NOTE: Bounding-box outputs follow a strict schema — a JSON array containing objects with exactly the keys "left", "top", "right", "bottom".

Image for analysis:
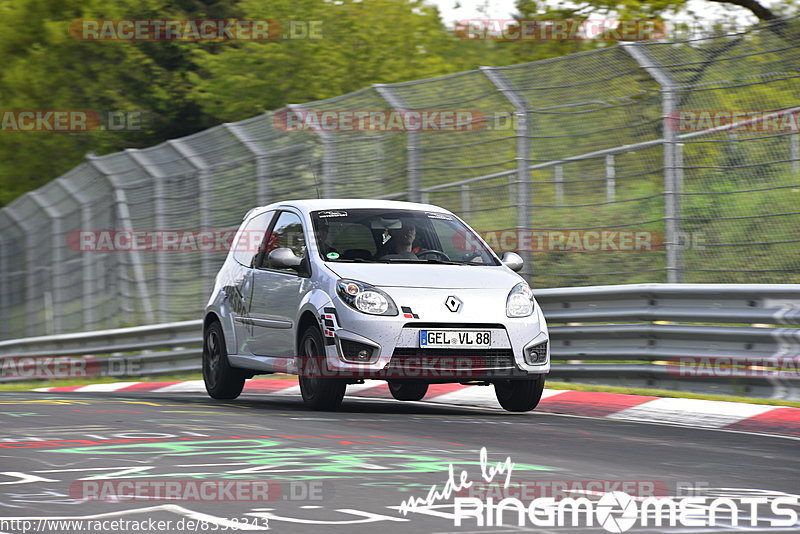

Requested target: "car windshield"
[{"left": 310, "top": 208, "right": 499, "bottom": 265}]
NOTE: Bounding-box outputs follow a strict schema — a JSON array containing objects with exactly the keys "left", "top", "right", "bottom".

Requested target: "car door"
[
  {"left": 228, "top": 210, "right": 275, "bottom": 355},
  {"left": 248, "top": 210, "right": 312, "bottom": 357}
]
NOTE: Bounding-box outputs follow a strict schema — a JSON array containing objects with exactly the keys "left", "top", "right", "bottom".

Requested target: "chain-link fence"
[{"left": 1, "top": 17, "right": 799, "bottom": 339}]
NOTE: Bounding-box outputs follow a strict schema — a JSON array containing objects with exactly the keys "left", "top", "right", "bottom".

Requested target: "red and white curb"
[{"left": 34, "top": 379, "right": 800, "bottom": 438}]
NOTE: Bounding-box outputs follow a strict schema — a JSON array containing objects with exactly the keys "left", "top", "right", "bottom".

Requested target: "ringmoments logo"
[{"left": 398, "top": 447, "right": 800, "bottom": 532}]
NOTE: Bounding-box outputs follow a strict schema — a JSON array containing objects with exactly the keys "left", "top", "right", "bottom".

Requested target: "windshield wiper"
[
  {"left": 383, "top": 258, "right": 462, "bottom": 265},
  {"left": 328, "top": 258, "right": 382, "bottom": 263}
]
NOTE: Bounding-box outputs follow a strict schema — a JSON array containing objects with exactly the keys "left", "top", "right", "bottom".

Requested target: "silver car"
[{"left": 203, "top": 199, "right": 549, "bottom": 411}]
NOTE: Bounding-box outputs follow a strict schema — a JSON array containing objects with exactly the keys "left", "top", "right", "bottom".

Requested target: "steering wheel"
[{"left": 416, "top": 249, "right": 451, "bottom": 261}]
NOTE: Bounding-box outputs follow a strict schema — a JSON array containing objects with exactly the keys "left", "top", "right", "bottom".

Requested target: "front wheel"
[
  {"left": 388, "top": 381, "right": 429, "bottom": 401},
  {"left": 494, "top": 376, "right": 545, "bottom": 412},
  {"left": 203, "top": 321, "right": 246, "bottom": 400},
  {"left": 298, "top": 326, "right": 346, "bottom": 411}
]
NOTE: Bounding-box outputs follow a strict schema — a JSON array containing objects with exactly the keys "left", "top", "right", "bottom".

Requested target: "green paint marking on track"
[{"left": 47, "top": 438, "right": 556, "bottom": 477}]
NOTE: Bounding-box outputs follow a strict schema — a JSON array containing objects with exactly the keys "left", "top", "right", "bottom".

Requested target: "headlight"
[
  {"left": 336, "top": 279, "right": 398, "bottom": 316},
  {"left": 506, "top": 282, "right": 534, "bottom": 317}
]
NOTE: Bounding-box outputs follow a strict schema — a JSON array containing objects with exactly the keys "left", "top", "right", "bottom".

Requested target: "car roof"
[{"left": 244, "top": 198, "right": 453, "bottom": 219}]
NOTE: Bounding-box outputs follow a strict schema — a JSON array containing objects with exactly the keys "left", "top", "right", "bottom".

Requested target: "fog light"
[
  {"left": 339, "top": 339, "right": 378, "bottom": 363},
  {"left": 524, "top": 341, "right": 548, "bottom": 365}
]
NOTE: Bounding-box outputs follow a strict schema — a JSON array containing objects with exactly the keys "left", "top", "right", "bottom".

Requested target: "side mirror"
[
  {"left": 268, "top": 248, "right": 303, "bottom": 269},
  {"left": 501, "top": 251, "right": 523, "bottom": 272}
]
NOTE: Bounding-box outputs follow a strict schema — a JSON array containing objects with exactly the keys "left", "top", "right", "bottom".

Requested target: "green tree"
[{"left": 0, "top": 0, "right": 223, "bottom": 206}]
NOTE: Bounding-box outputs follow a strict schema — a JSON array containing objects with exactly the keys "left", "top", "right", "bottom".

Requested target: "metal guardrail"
[
  {"left": 1, "top": 284, "right": 798, "bottom": 398},
  {"left": 537, "top": 284, "right": 800, "bottom": 399},
  {"left": 0, "top": 320, "right": 203, "bottom": 381}
]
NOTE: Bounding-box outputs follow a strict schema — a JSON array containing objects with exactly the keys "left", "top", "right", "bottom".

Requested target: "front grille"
[{"left": 389, "top": 348, "right": 516, "bottom": 370}]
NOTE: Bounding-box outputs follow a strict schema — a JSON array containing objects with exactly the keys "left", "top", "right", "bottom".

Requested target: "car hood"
[{"left": 324, "top": 262, "right": 522, "bottom": 289}]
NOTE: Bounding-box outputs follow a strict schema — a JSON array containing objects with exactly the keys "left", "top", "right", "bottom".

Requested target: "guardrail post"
[
  {"left": 4, "top": 205, "right": 37, "bottom": 336},
  {"left": 480, "top": 67, "right": 533, "bottom": 280},
  {"left": 285, "top": 105, "right": 334, "bottom": 198},
  {"left": 374, "top": 85, "right": 421, "bottom": 202},
  {"left": 58, "top": 177, "right": 96, "bottom": 330},
  {"left": 605, "top": 154, "right": 616, "bottom": 201},
  {"left": 28, "top": 192, "right": 62, "bottom": 334},
  {"left": 623, "top": 43, "right": 683, "bottom": 283},
  {"left": 225, "top": 122, "right": 271, "bottom": 205}
]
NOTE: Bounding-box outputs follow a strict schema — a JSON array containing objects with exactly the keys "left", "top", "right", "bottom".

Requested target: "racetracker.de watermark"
[
  {"left": 273, "top": 109, "right": 484, "bottom": 132},
  {"left": 667, "top": 109, "right": 800, "bottom": 133},
  {"left": 69, "top": 230, "right": 240, "bottom": 252},
  {"left": 456, "top": 480, "right": 670, "bottom": 500},
  {"left": 454, "top": 229, "right": 707, "bottom": 253},
  {"left": 1, "top": 110, "right": 147, "bottom": 132},
  {"left": 291, "top": 355, "right": 513, "bottom": 379},
  {"left": 668, "top": 356, "right": 800, "bottom": 378},
  {"left": 68, "top": 479, "right": 326, "bottom": 502},
  {"left": 455, "top": 19, "right": 754, "bottom": 41},
  {"left": 456, "top": 19, "right": 666, "bottom": 41},
  {"left": 0, "top": 356, "right": 100, "bottom": 380},
  {"left": 69, "top": 19, "right": 322, "bottom": 41}
]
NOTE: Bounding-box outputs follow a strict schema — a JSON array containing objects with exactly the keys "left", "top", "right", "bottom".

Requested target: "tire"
[
  {"left": 388, "top": 381, "right": 429, "bottom": 401},
  {"left": 298, "top": 326, "right": 346, "bottom": 411},
  {"left": 494, "top": 375, "right": 545, "bottom": 412},
  {"left": 203, "top": 320, "right": 246, "bottom": 400}
]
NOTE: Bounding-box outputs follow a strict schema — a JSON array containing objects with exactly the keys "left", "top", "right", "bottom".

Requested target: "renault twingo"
[{"left": 203, "top": 200, "right": 549, "bottom": 411}]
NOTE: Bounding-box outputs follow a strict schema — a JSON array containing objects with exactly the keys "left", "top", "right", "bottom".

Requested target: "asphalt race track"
[{"left": 0, "top": 389, "right": 797, "bottom": 534}]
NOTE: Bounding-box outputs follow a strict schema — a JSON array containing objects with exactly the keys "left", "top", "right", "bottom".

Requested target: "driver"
[
  {"left": 379, "top": 223, "right": 417, "bottom": 260},
  {"left": 316, "top": 221, "right": 339, "bottom": 256}
]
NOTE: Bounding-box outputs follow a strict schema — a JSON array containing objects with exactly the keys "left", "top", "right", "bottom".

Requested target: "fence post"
[
  {"left": 4, "top": 206, "right": 37, "bottom": 336},
  {"left": 791, "top": 131, "right": 799, "bottom": 176},
  {"left": 167, "top": 140, "right": 221, "bottom": 300},
  {"left": 374, "top": 85, "right": 421, "bottom": 202},
  {"left": 57, "top": 177, "right": 97, "bottom": 331},
  {"left": 623, "top": 43, "right": 683, "bottom": 283},
  {"left": 286, "top": 105, "right": 334, "bottom": 198},
  {"left": 85, "top": 156, "right": 154, "bottom": 324},
  {"left": 28, "top": 192, "right": 62, "bottom": 334},
  {"left": 225, "top": 122, "right": 271, "bottom": 205},
  {"left": 554, "top": 165, "right": 564, "bottom": 204},
  {"left": 480, "top": 67, "right": 533, "bottom": 280},
  {"left": 460, "top": 184, "right": 471, "bottom": 216},
  {"left": 606, "top": 154, "right": 616, "bottom": 202},
  {"left": 124, "top": 149, "right": 170, "bottom": 323}
]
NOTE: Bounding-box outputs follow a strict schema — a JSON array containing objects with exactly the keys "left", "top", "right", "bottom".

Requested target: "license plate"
[{"left": 419, "top": 330, "right": 491, "bottom": 348}]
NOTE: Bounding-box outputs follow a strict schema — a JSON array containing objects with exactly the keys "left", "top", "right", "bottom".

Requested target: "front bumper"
[{"left": 320, "top": 287, "right": 549, "bottom": 381}]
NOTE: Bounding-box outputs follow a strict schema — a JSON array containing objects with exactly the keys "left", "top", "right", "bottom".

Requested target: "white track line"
[
  {"left": 74, "top": 382, "right": 141, "bottom": 392},
  {"left": 345, "top": 382, "right": 386, "bottom": 395},
  {"left": 608, "top": 397, "right": 777, "bottom": 428},
  {"left": 151, "top": 380, "right": 206, "bottom": 393}
]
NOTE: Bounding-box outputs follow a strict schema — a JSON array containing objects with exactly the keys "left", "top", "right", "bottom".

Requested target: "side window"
[
  {"left": 233, "top": 211, "right": 274, "bottom": 267},
  {"left": 258, "top": 211, "right": 306, "bottom": 270}
]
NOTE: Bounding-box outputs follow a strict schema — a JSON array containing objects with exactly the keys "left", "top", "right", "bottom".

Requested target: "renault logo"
[{"left": 445, "top": 296, "right": 462, "bottom": 312}]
